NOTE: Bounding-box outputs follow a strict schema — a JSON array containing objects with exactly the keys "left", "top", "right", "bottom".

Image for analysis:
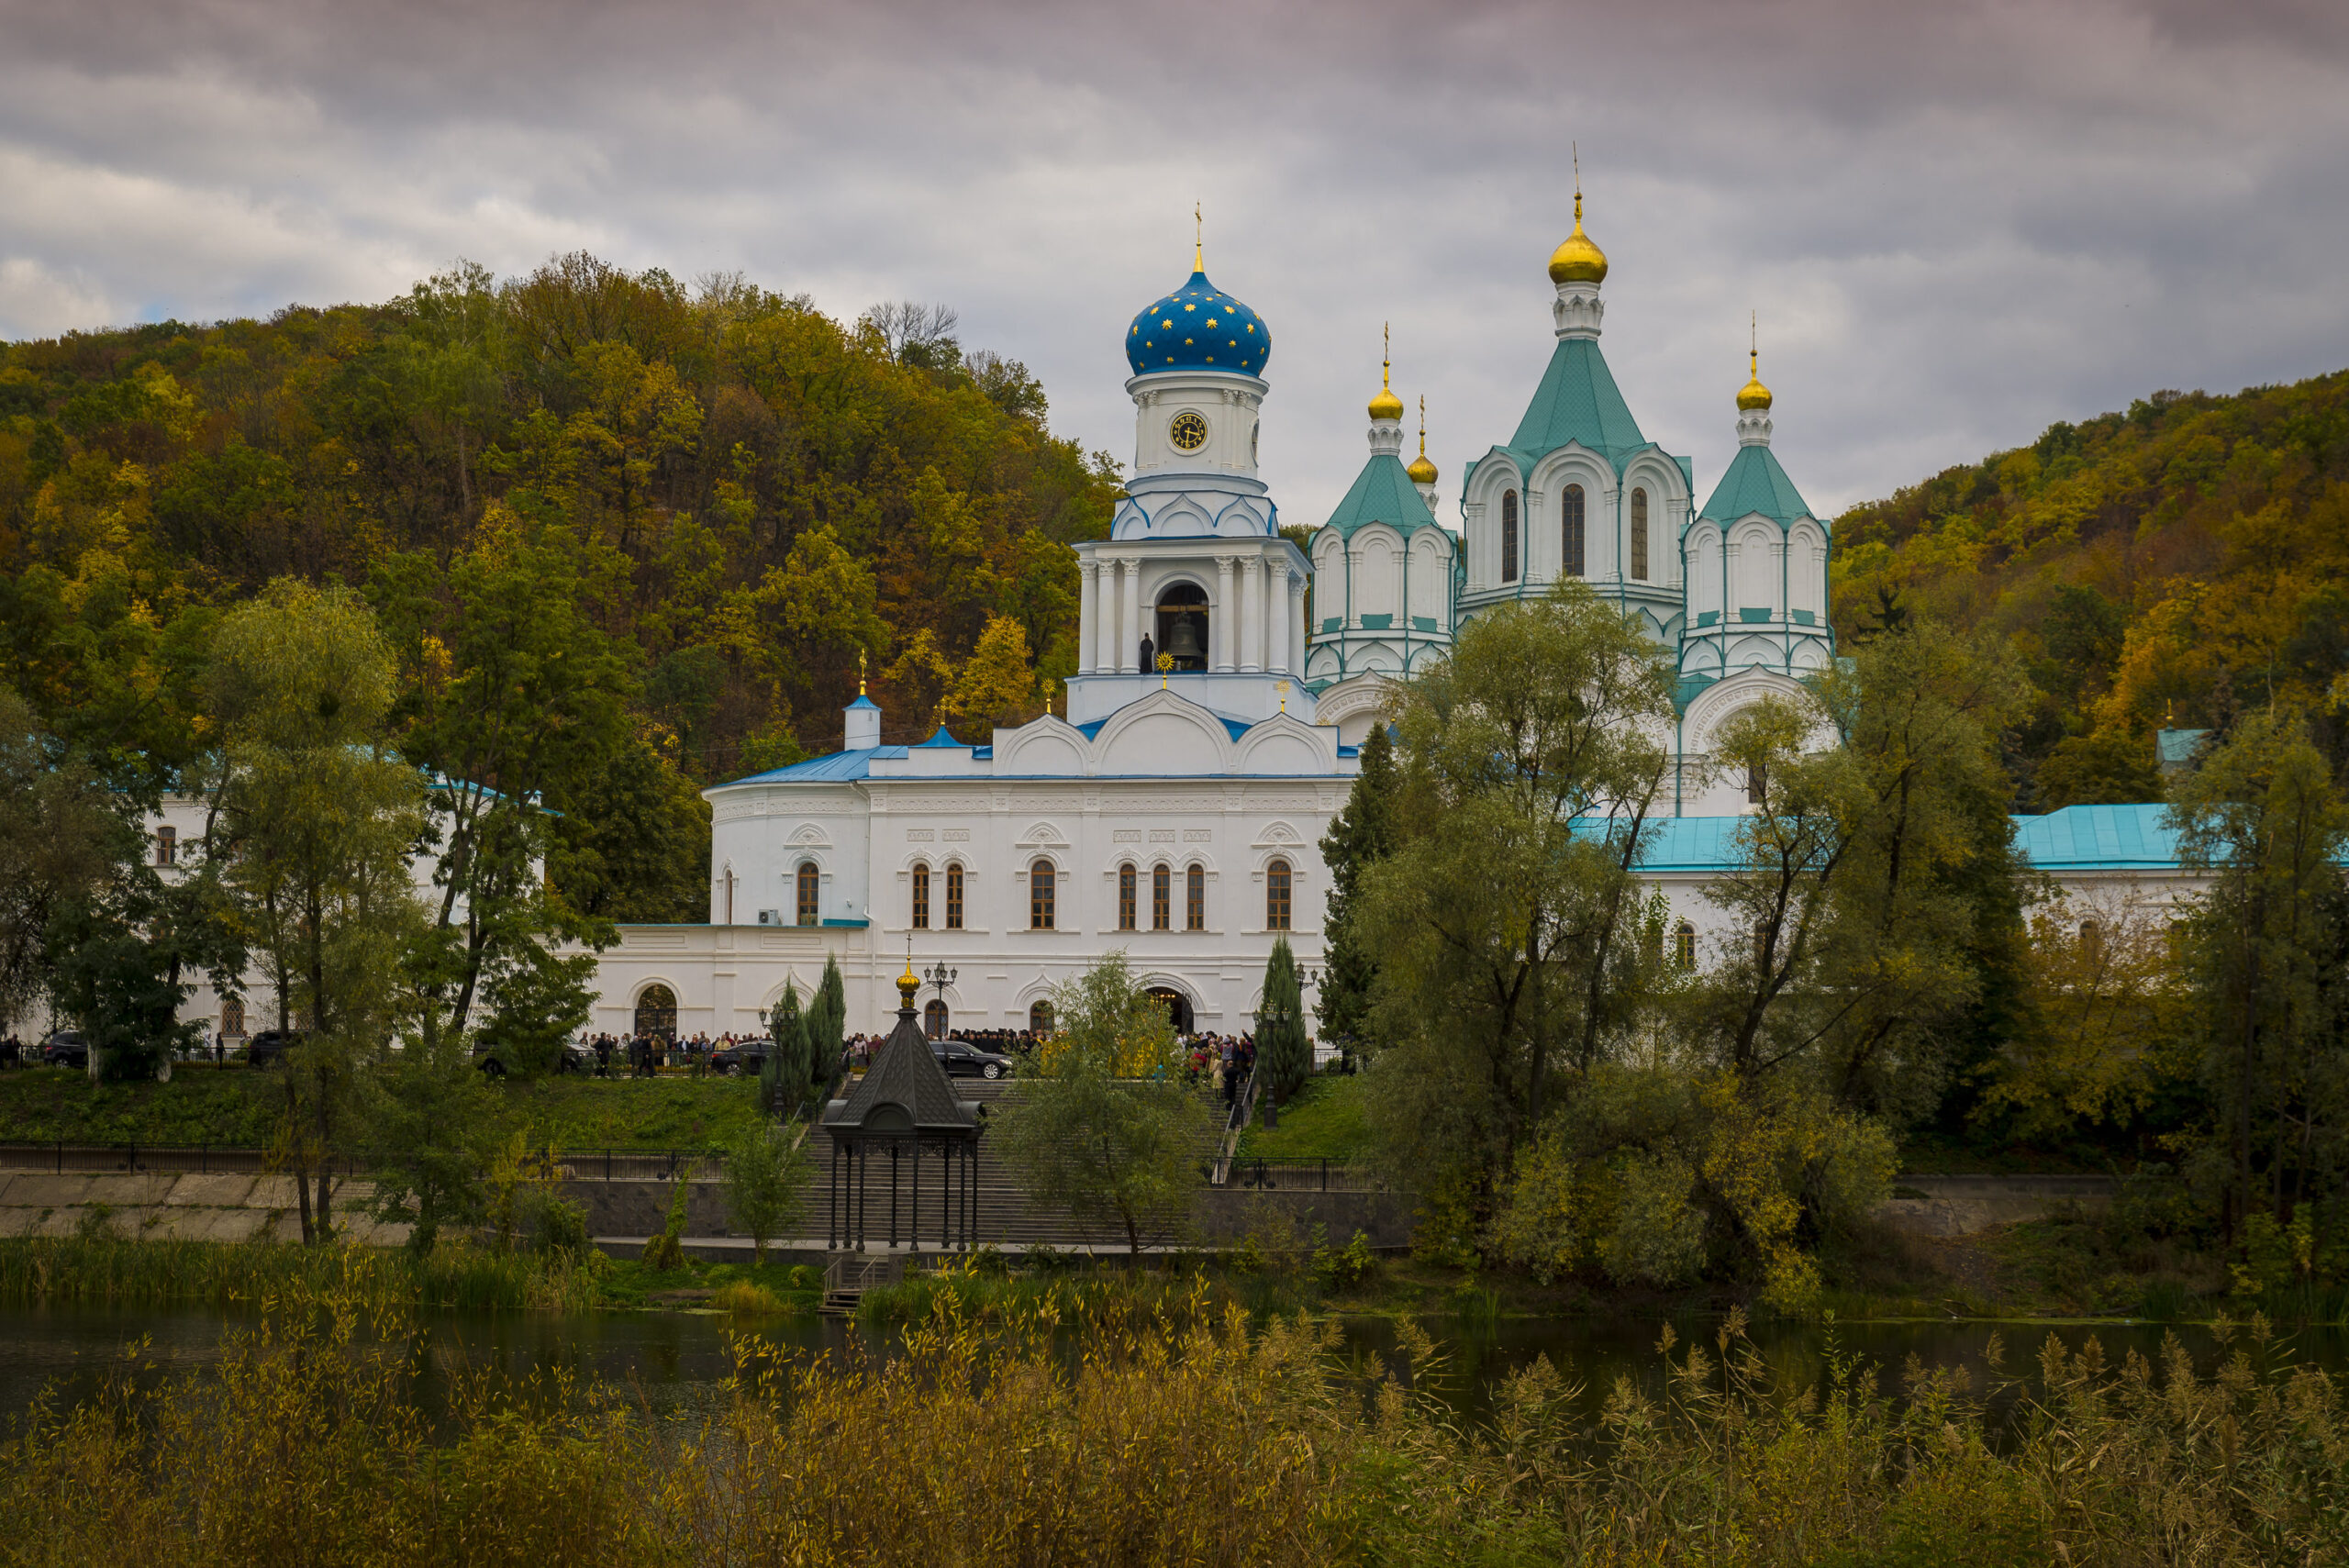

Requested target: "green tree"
[
  {"left": 370, "top": 512, "right": 634, "bottom": 1057},
  {"left": 807, "top": 955, "right": 847, "bottom": 1089},
  {"left": 209, "top": 579, "right": 426, "bottom": 1243},
  {"left": 1355, "top": 582, "right": 1676, "bottom": 1207},
  {"left": 1316, "top": 718, "right": 1396, "bottom": 1052},
  {"left": 1257, "top": 937, "right": 1310, "bottom": 1104},
  {"left": 2168, "top": 708, "right": 2349, "bottom": 1240},
  {"left": 0, "top": 687, "right": 135, "bottom": 1037},
  {"left": 996, "top": 952, "right": 1211, "bottom": 1254},
  {"left": 545, "top": 734, "right": 710, "bottom": 922},
  {"left": 765, "top": 981, "right": 813, "bottom": 1110},
  {"left": 366, "top": 1030, "right": 506, "bottom": 1254},
  {"left": 721, "top": 1122, "right": 807, "bottom": 1265}
]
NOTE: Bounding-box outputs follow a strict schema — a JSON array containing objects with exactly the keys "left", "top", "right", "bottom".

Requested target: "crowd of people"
[{"left": 575, "top": 1030, "right": 766, "bottom": 1078}]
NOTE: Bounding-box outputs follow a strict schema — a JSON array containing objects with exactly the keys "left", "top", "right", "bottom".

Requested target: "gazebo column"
[{"left": 910, "top": 1141, "right": 922, "bottom": 1253}]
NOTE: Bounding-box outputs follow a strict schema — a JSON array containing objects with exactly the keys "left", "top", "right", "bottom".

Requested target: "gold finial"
[
  {"left": 1367, "top": 320, "right": 1405, "bottom": 422},
  {"left": 1276, "top": 677, "right": 1290, "bottom": 715},
  {"left": 1156, "top": 651, "right": 1174, "bottom": 688},
  {"left": 898, "top": 936, "right": 918, "bottom": 1006},
  {"left": 1737, "top": 311, "right": 1773, "bottom": 412},
  {"left": 1548, "top": 143, "right": 1609, "bottom": 285},
  {"left": 858, "top": 647, "right": 867, "bottom": 697},
  {"left": 1408, "top": 393, "right": 1438, "bottom": 486},
  {"left": 1194, "top": 201, "right": 1203, "bottom": 272}
]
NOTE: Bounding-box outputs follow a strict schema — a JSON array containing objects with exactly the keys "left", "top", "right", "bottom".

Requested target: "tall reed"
[{"left": 0, "top": 1236, "right": 605, "bottom": 1313}]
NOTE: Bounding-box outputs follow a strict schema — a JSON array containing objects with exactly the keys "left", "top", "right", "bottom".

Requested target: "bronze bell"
[{"left": 1164, "top": 614, "right": 1204, "bottom": 663}]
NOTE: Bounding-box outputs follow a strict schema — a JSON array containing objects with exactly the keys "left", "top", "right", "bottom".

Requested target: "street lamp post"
[{"left": 921, "top": 960, "right": 957, "bottom": 1040}]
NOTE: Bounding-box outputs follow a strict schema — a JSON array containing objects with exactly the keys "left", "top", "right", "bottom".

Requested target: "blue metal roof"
[
  {"left": 718, "top": 747, "right": 905, "bottom": 786},
  {"left": 2009, "top": 803, "right": 2180, "bottom": 870},
  {"left": 1126, "top": 268, "right": 1270, "bottom": 378},
  {"left": 916, "top": 726, "right": 965, "bottom": 749}
]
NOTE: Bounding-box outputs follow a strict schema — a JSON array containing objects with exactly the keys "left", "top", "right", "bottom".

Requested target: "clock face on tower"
[{"left": 1168, "top": 410, "right": 1208, "bottom": 452}]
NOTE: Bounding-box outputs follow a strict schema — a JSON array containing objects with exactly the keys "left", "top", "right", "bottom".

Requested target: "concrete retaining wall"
[
  {"left": 1874, "top": 1173, "right": 2116, "bottom": 1238},
  {"left": 0, "top": 1171, "right": 408, "bottom": 1245}
]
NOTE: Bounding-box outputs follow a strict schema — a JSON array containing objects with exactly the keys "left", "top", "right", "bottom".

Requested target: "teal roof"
[
  {"left": 916, "top": 726, "right": 965, "bottom": 749},
  {"left": 1506, "top": 336, "right": 1648, "bottom": 466},
  {"left": 2009, "top": 804, "right": 2180, "bottom": 870},
  {"left": 1699, "top": 443, "right": 1814, "bottom": 528},
  {"left": 1321, "top": 451, "right": 1439, "bottom": 539},
  {"left": 2155, "top": 728, "right": 2208, "bottom": 767}
]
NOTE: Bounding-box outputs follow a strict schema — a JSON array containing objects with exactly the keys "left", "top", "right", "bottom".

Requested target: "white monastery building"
[{"left": 569, "top": 196, "right": 2194, "bottom": 1044}]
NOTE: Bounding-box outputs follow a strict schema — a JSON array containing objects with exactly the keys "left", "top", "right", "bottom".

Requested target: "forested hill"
[
  {"left": 0, "top": 255, "right": 1119, "bottom": 788},
  {"left": 1830, "top": 368, "right": 2349, "bottom": 807}
]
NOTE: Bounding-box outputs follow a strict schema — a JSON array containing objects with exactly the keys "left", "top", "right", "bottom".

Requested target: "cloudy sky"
[{"left": 4, "top": 0, "right": 2346, "bottom": 524}]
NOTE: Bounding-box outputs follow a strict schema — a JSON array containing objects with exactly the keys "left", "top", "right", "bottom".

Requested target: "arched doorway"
[
  {"left": 923, "top": 999, "right": 949, "bottom": 1040},
  {"left": 1154, "top": 582, "right": 1209, "bottom": 671},
  {"left": 1145, "top": 986, "right": 1193, "bottom": 1036},
  {"left": 634, "top": 984, "right": 677, "bottom": 1040}
]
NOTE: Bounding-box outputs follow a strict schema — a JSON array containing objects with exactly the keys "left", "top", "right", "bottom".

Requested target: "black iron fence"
[{"left": 1222, "top": 1156, "right": 1382, "bottom": 1193}]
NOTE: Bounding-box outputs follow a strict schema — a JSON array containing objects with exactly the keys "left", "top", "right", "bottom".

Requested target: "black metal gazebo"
[{"left": 821, "top": 962, "right": 984, "bottom": 1251}]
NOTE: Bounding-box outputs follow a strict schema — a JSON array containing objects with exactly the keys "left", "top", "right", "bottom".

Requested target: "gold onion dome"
[
  {"left": 1737, "top": 349, "right": 1773, "bottom": 412},
  {"left": 1407, "top": 451, "right": 1439, "bottom": 485},
  {"left": 1547, "top": 189, "right": 1609, "bottom": 284}
]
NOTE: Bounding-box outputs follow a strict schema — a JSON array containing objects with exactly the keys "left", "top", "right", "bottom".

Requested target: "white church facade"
[{"left": 579, "top": 197, "right": 2194, "bottom": 1046}]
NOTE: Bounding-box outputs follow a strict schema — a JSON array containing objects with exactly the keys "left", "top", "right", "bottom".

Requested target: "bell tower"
[{"left": 1066, "top": 232, "right": 1314, "bottom": 727}]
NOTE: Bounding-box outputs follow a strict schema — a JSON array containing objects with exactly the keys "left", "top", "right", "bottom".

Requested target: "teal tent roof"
[
  {"left": 1321, "top": 451, "right": 1439, "bottom": 539},
  {"left": 1699, "top": 443, "right": 1814, "bottom": 528},
  {"left": 1506, "top": 337, "right": 1648, "bottom": 466}
]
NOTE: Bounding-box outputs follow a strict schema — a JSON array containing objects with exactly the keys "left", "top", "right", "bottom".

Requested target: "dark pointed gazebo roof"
[{"left": 823, "top": 967, "right": 980, "bottom": 1139}]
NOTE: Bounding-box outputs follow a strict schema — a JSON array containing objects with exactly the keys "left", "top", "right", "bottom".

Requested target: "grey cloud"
[{"left": 1, "top": 0, "right": 2345, "bottom": 523}]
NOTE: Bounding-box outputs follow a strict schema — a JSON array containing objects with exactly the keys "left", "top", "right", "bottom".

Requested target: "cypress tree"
[
  {"left": 1258, "top": 936, "right": 1310, "bottom": 1103},
  {"left": 1316, "top": 719, "right": 1397, "bottom": 1051},
  {"left": 765, "top": 981, "right": 812, "bottom": 1115},
  {"left": 807, "top": 953, "right": 848, "bottom": 1090}
]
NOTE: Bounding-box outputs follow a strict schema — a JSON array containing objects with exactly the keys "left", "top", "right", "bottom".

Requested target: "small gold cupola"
[
  {"left": 1407, "top": 395, "right": 1438, "bottom": 486},
  {"left": 1737, "top": 347, "right": 1773, "bottom": 412},
  {"left": 1547, "top": 183, "right": 1609, "bottom": 286}
]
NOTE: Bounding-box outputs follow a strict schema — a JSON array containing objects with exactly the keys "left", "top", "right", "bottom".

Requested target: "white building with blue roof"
[{"left": 581, "top": 214, "right": 2208, "bottom": 1046}]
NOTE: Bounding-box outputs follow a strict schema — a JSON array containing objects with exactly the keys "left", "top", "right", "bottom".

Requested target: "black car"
[
  {"left": 247, "top": 1029, "right": 302, "bottom": 1068},
  {"left": 709, "top": 1040, "right": 771, "bottom": 1076},
  {"left": 473, "top": 1039, "right": 594, "bottom": 1077},
  {"left": 40, "top": 1030, "right": 87, "bottom": 1069},
  {"left": 933, "top": 1038, "right": 1014, "bottom": 1080}
]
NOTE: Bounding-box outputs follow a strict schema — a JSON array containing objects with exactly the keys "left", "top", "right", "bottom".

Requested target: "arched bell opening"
[{"left": 1154, "top": 583, "right": 1209, "bottom": 672}]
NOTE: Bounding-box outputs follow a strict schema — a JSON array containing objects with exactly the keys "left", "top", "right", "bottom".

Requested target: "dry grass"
[{"left": 3, "top": 1281, "right": 2345, "bottom": 1565}]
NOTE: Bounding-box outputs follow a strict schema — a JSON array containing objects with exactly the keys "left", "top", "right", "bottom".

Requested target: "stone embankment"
[{"left": 0, "top": 1171, "right": 409, "bottom": 1244}]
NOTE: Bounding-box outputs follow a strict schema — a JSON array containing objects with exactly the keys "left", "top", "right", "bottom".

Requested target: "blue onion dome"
[{"left": 1125, "top": 270, "right": 1271, "bottom": 378}]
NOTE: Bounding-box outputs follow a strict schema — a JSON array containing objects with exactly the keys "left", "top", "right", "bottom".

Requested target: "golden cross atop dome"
[
  {"left": 1737, "top": 310, "right": 1774, "bottom": 412},
  {"left": 1549, "top": 140, "right": 1609, "bottom": 285},
  {"left": 1194, "top": 201, "right": 1203, "bottom": 272},
  {"left": 1368, "top": 320, "right": 1405, "bottom": 422},
  {"left": 1408, "top": 394, "right": 1439, "bottom": 486},
  {"left": 858, "top": 647, "right": 867, "bottom": 696}
]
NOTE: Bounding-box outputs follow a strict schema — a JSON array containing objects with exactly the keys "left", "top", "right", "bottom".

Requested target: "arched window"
[
  {"left": 2080, "top": 919, "right": 2104, "bottom": 965},
  {"left": 1630, "top": 487, "right": 1650, "bottom": 581},
  {"left": 1562, "top": 484, "right": 1585, "bottom": 577},
  {"left": 1030, "top": 859, "right": 1056, "bottom": 930},
  {"left": 219, "top": 997, "right": 246, "bottom": 1038},
  {"left": 1152, "top": 863, "right": 1172, "bottom": 930},
  {"left": 1265, "top": 859, "right": 1292, "bottom": 931},
  {"left": 796, "top": 862, "right": 819, "bottom": 926},
  {"left": 634, "top": 984, "right": 677, "bottom": 1040},
  {"left": 1745, "top": 761, "right": 1768, "bottom": 806},
  {"left": 1500, "top": 489, "right": 1520, "bottom": 584},
  {"left": 923, "top": 999, "right": 948, "bottom": 1040},
  {"left": 945, "top": 863, "right": 964, "bottom": 929},
  {"left": 1118, "top": 862, "right": 1137, "bottom": 931},
  {"left": 155, "top": 825, "right": 176, "bottom": 867},
  {"left": 1186, "top": 863, "right": 1206, "bottom": 931},
  {"left": 911, "top": 862, "right": 930, "bottom": 929},
  {"left": 1029, "top": 1000, "right": 1054, "bottom": 1034},
  {"left": 1674, "top": 921, "right": 1697, "bottom": 969}
]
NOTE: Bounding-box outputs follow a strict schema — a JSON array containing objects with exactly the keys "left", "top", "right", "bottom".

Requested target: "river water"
[{"left": 3, "top": 1302, "right": 2342, "bottom": 1434}]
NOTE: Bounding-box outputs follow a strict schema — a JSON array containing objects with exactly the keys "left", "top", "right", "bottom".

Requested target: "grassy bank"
[
  {"left": 1238, "top": 1073, "right": 1370, "bottom": 1161},
  {"left": 0, "top": 1066, "right": 760, "bottom": 1151},
  {"left": 8, "top": 1278, "right": 2346, "bottom": 1564}
]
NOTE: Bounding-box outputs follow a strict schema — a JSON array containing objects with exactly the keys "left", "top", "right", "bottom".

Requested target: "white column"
[
  {"left": 1120, "top": 556, "right": 1142, "bottom": 673},
  {"left": 1240, "top": 557, "right": 1263, "bottom": 672},
  {"left": 1290, "top": 578, "right": 1307, "bottom": 675},
  {"left": 1077, "top": 560, "right": 1099, "bottom": 675},
  {"left": 1213, "top": 556, "right": 1236, "bottom": 672},
  {"left": 1268, "top": 562, "right": 1291, "bottom": 673}
]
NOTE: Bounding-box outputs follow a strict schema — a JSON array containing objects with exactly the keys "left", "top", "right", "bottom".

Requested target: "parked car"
[
  {"left": 473, "top": 1039, "right": 593, "bottom": 1077},
  {"left": 246, "top": 1029, "right": 302, "bottom": 1068},
  {"left": 709, "top": 1039, "right": 772, "bottom": 1076},
  {"left": 40, "top": 1029, "right": 87, "bottom": 1070},
  {"left": 933, "top": 1038, "right": 1014, "bottom": 1080}
]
